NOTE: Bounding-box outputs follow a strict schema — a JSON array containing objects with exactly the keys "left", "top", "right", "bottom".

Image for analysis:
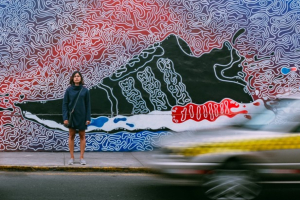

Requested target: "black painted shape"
[
  {"left": 0, "top": 107, "right": 13, "bottom": 112},
  {"left": 3, "top": 124, "right": 14, "bottom": 127},
  {"left": 14, "top": 34, "right": 252, "bottom": 124},
  {"left": 176, "top": 36, "right": 192, "bottom": 55},
  {"left": 213, "top": 42, "right": 247, "bottom": 87},
  {"left": 101, "top": 34, "right": 252, "bottom": 114},
  {"left": 89, "top": 85, "right": 118, "bottom": 116},
  {"left": 161, "top": 35, "right": 252, "bottom": 104},
  {"left": 232, "top": 28, "right": 245, "bottom": 44},
  {"left": 15, "top": 100, "right": 64, "bottom": 123},
  {"left": 254, "top": 55, "right": 271, "bottom": 61},
  {"left": 109, "top": 43, "right": 164, "bottom": 81}
]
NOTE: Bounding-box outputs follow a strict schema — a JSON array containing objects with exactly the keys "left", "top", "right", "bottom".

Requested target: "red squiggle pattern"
[{"left": 172, "top": 98, "right": 248, "bottom": 123}]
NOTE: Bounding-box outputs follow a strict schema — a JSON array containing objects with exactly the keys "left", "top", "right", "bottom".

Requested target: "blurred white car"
[{"left": 149, "top": 96, "right": 300, "bottom": 200}]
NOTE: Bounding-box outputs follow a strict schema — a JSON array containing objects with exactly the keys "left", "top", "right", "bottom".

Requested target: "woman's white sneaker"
[
  {"left": 80, "top": 159, "right": 86, "bottom": 165},
  {"left": 68, "top": 158, "right": 74, "bottom": 165}
]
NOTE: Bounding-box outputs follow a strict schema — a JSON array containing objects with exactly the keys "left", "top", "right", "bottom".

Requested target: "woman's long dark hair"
[{"left": 69, "top": 71, "right": 85, "bottom": 85}]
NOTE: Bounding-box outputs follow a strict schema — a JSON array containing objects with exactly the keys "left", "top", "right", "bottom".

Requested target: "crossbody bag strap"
[{"left": 70, "top": 87, "right": 83, "bottom": 113}]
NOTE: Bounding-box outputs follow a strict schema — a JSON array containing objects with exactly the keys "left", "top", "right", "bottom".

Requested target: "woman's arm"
[
  {"left": 62, "top": 88, "right": 69, "bottom": 121},
  {"left": 85, "top": 89, "right": 91, "bottom": 123}
]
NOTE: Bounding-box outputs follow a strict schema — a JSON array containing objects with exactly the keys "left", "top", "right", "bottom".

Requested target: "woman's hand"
[
  {"left": 86, "top": 121, "right": 90, "bottom": 125},
  {"left": 64, "top": 120, "right": 69, "bottom": 125}
]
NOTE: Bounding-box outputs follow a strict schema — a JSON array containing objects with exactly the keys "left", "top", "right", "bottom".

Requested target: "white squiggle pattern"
[
  {"left": 0, "top": 1, "right": 299, "bottom": 104},
  {"left": 97, "top": 82, "right": 119, "bottom": 116},
  {"left": 119, "top": 77, "right": 150, "bottom": 114},
  {"left": 110, "top": 43, "right": 164, "bottom": 81},
  {"left": 85, "top": 131, "right": 173, "bottom": 152},
  {"left": 4, "top": 118, "right": 172, "bottom": 151},
  {"left": 137, "top": 66, "right": 171, "bottom": 111},
  {"left": 0, "top": 0, "right": 299, "bottom": 151},
  {"left": 157, "top": 58, "right": 192, "bottom": 106},
  {"left": 213, "top": 42, "right": 248, "bottom": 87}
]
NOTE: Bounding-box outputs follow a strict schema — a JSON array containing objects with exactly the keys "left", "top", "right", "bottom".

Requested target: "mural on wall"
[{"left": 0, "top": 0, "right": 299, "bottom": 151}]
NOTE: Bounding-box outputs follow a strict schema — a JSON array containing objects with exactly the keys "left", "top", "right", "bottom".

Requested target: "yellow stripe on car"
[{"left": 176, "top": 135, "right": 300, "bottom": 156}]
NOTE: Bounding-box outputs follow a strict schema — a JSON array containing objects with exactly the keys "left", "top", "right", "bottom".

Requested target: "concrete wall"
[{"left": 0, "top": 0, "right": 299, "bottom": 151}]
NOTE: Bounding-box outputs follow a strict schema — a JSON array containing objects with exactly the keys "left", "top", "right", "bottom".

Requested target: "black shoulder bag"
[{"left": 64, "top": 88, "right": 83, "bottom": 128}]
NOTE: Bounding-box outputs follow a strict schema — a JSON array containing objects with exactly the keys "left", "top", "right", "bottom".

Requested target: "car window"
[
  {"left": 240, "top": 110, "right": 275, "bottom": 130},
  {"left": 290, "top": 124, "right": 300, "bottom": 133},
  {"left": 241, "top": 98, "right": 300, "bottom": 132}
]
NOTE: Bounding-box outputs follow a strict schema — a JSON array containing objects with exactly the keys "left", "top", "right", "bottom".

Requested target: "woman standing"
[{"left": 62, "top": 71, "right": 91, "bottom": 165}]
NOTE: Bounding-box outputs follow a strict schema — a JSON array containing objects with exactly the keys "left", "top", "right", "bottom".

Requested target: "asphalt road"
[{"left": 0, "top": 171, "right": 299, "bottom": 200}]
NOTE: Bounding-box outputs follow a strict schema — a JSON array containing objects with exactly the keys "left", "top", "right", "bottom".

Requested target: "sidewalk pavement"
[{"left": 0, "top": 152, "right": 155, "bottom": 173}]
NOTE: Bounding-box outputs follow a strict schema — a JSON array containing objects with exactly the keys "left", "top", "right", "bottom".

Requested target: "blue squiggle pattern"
[
  {"left": 23, "top": 122, "right": 172, "bottom": 152},
  {"left": 0, "top": 0, "right": 299, "bottom": 151}
]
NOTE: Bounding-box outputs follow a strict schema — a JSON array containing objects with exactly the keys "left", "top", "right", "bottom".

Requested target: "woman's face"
[{"left": 73, "top": 73, "right": 81, "bottom": 85}]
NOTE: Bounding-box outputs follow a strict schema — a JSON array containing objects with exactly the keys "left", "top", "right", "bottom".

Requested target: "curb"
[{"left": 0, "top": 165, "right": 153, "bottom": 173}]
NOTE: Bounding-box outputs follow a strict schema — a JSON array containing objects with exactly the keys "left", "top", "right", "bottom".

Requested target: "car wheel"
[{"left": 203, "top": 161, "right": 261, "bottom": 200}]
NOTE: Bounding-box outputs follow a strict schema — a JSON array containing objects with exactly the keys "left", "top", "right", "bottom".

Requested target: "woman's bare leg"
[
  {"left": 78, "top": 130, "right": 86, "bottom": 159},
  {"left": 69, "top": 128, "right": 76, "bottom": 159}
]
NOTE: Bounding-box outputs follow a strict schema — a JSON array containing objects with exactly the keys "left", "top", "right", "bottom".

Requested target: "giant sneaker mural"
[{"left": 0, "top": 0, "right": 299, "bottom": 151}]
